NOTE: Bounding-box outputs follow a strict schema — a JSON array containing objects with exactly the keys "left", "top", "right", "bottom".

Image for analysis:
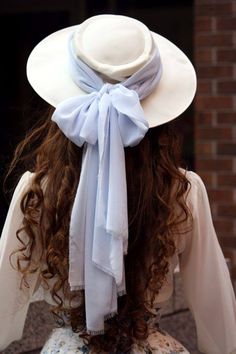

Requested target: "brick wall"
[{"left": 194, "top": 0, "right": 236, "bottom": 270}]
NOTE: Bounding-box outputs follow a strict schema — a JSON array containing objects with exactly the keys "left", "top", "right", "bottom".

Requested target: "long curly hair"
[{"left": 6, "top": 107, "right": 192, "bottom": 353}]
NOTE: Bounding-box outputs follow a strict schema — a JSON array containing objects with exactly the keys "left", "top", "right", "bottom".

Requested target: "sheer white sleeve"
[
  {"left": 179, "top": 171, "right": 236, "bottom": 354},
  {"left": 0, "top": 171, "right": 40, "bottom": 350}
]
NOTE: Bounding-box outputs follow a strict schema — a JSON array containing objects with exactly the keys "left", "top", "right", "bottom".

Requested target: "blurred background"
[
  {"left": 0, "top": 0, "right": 235, "bottom": 353},
  {"left": 0, "top": 0, "right": 195, "bottom": 229}
]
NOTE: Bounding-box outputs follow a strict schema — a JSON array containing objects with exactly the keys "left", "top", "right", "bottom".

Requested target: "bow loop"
[{"left": 52, "top": 93, "right": 99, "bottom": 146}]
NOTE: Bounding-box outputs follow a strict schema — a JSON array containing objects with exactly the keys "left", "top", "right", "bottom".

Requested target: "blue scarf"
[{"left": 52, "top": 34, "right": 163, "bottom": 334}]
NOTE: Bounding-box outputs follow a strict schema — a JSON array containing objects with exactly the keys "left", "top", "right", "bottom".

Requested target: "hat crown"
[{"left": 73, "top": 15, "right": 154, "bottom": 81}]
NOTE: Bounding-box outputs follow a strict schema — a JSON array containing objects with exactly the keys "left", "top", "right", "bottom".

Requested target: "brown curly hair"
[{"left": 6, "top": 107, "right": 192, "bottom": 353}]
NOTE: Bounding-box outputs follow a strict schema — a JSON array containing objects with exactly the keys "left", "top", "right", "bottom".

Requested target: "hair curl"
[{"left": 6, "top": 108, "right": 192, "bottom": 353}]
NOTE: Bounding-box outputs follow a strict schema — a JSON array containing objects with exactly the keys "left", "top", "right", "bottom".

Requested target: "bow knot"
[
  {"left": 53, "top": 83, "right": 148, "bottom": 151},
  {"left": 98, "top": 82, "right": 114, "bottom": 98}
]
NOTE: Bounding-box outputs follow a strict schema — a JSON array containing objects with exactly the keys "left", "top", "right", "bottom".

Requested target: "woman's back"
[{"left": 1, "top": 168, "right": 235, "bottom": 353}]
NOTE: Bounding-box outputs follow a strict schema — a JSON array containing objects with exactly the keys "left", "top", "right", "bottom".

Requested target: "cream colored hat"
[{"left": 26, "top": 14, "right": 197, "bottom": 128}]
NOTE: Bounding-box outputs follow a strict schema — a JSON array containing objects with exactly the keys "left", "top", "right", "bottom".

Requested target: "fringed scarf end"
[
  {"left": 70, "top": 284, "right": 84, "bottom": 291},
  {"left": 87, "top": 329, "right": 105, "bottom": 336}
]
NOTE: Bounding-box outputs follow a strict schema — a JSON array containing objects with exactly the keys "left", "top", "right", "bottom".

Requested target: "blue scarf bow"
[{"left": 52, "top": 34, "right": 162, "bottom": 334}]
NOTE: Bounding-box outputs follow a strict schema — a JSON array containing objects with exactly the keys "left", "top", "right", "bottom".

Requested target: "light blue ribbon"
[{"left": 52, "top": 33, "right": 163, "bottom": 334}]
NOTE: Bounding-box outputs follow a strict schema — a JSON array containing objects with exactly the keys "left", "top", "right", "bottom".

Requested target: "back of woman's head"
[{"left": 6, "top": 107, "right": 192, "bottom": 353}]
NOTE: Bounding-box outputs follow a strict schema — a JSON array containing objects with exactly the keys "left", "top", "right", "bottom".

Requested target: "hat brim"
[{"left": 26, "top": 25, "right": 197, "bottom": 128}]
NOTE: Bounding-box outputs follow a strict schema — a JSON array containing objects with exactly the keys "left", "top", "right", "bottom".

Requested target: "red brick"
[
  {"left": 217, "top": 81, "right": 236, "bottom": 94},
  {"left": 196, "top": 33, "right": 233, "bottom": 47},
  {"left": 196, "top": 141, "right": 215, "bottom": 155},
  {"left": 195, "top": 96, "right": 233, "bottom": 110},
  {"left": 209, "top": 189, "right": 234, "bottom": 203},
  {"left": 196, "top": 127, "right": 233, "bottom": 140},
  {"left": 195, "top": 17, "right": 213, "bottom": 32},
  {"left": 197, "top": 81, "right": 213, "bottom": 94},
  {"left": 195, "top": 1, "right": 236, "bottom": 260},
  {"left": 217, "top": 113, "right": 236, "bottom": 125},
  {"left": 231, "top": 266, "right": 236, "bottom": 280},
  {"left": 197, "top": 66, "right": 233, "bottom": 79},
  {"left": 195, "top": 3, "right": 233, "bottom": 16},
  {"left": 196, "top": 158, "right": 233, "bottom": 171},
  {"left": 217, "top": 17, "right": 236, "bottom": 31},
  {"left": 217, "top": 143, "right": 236, "bottom": 155},
  {"left": 220, "top": 236, "right": 236, "bottom": 249},
  {"left": 198, "top": 171, "right": 215, "bottom": 187},
  {"left": 217, "top": 49, "right": 236, "bottom": 63},
  {"left": 218, "top": 204, "right": 236, "bottom": 218},
  {"left": 217, "top": 174, "right": 236, "bottom": 186},
  {"left": 214, "top": 218, "right": 234, "bottom": 233},
  {"left": 195, "top": 48, "right": 213, "bottom": 63},
  {"left": 195, "top": 111, "right": 214, "bottom": 125}
]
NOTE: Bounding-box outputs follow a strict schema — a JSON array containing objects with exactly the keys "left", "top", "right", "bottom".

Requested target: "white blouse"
[{"left": 0, "top": 170, "right": 236, "bottom": 354}]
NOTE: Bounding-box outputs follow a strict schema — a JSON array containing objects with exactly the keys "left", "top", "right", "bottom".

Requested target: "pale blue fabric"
[{"left": 51, "top": 34, "right": 163, "bottom": 334}]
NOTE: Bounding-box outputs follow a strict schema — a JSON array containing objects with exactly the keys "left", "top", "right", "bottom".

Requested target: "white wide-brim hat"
[{"left": 26, "top": 14, "right": 197, "bottom": 128}]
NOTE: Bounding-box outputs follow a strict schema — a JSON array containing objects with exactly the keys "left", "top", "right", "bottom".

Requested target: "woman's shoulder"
[
  {"left": 179, "top": 167, "right": 204, "bottom": 186},
  {"left": 19, "top": 170, "right": 34, "bottom": 183},
  {"left": 179, "top": 167, "right": 209, "bottom": 215},
  {"left": 179, "top": 167, "right": 207, "bottom": 195},
  {"left": 11, "top": 171, "right": 35, "bottom": 201},
  {"left": 17, "top": 170, "right": 35, "bottom": 189}
]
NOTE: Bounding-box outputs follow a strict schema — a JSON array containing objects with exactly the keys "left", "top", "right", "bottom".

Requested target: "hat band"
[
  {"left": 68, "top": 33, "right": 163, "bottom": 100},
  {"left": 51, "top": 32, "right": 162, "bottom": 334}
]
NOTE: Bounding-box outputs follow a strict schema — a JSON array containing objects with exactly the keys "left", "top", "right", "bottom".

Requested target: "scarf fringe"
[
  {"left": 86, "top": 310, "right": 118, "bottom": 336},
  {"left": 70, "top": 285, "right": 126, "bottom": 336},
  {"left": 70, "top": 285, "right": 84, "bottom": 291},
  {"left": 71, "top": 286, "right": 126, "bottom": 296},
  {"left": 87, "top": 328, "right": 105, "bottom": 336}
]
